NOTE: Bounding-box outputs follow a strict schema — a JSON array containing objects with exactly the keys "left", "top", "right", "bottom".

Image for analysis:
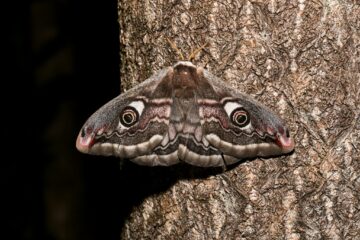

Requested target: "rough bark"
[{"left": 118, "top": 1, "right": 360, "bottom": 239}]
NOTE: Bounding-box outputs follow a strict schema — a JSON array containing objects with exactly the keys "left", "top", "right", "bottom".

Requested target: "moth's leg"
[{"left": 220, "top": 153, "right": 228, "bottom": 172}]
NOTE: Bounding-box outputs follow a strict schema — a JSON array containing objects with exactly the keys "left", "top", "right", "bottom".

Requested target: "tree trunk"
[{"left": 118, "top": 1, "right": 360, "bottom": 239}]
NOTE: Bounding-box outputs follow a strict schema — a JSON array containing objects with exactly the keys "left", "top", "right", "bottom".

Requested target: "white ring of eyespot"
[
  {"left": 224, "top": 102, "right": 241, "bottom": 116},
  {"left": 128, "top": 100, "right": 145, "bottom": 115}
]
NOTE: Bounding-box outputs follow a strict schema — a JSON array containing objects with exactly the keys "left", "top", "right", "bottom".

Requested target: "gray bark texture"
[{"left": 118, "top": 1, "right": 360, "bottom": 239}]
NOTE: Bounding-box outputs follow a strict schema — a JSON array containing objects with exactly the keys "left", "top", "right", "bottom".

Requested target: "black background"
[{"left": 5, "top": 1, "right": 124, "bottom": 239}]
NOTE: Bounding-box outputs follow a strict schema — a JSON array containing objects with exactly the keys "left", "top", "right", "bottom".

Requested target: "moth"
[{"left": 76, "top": 61, "right": 294, "bottom": 167}]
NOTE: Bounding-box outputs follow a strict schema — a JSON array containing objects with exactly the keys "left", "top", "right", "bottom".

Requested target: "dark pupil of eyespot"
[
  {"left": 123, "top": 113, "right": 134, "bottom": 124},
  {"left": 230, "top": 107, "right": 250, "bottom": 127},
  {"left": 236, "top": 114, "right": 247, "bottom": 124}
]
